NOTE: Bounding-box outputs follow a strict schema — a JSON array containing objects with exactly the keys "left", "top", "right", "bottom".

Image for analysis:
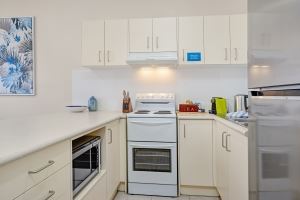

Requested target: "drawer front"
[
  {"left": 127, "top": 118, "right": 177, "bottom": 142},
  {"left": 15, "top": 164, "right": 71, "bottom": 200},
  {"left": 0, "top": 140, "right": 71, "bottom": 200}
]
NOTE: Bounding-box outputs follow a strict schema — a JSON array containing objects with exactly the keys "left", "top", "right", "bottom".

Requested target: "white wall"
[
  {"left": 73, "top": 66, "right": 247, "bottom": 112},
  {"left": 0, "top": 0, "right": 246, "bottom": 119}
]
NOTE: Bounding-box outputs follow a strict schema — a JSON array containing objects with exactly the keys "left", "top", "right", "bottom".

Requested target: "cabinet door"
[
  {"left": 228, "top": 129, "right": 249, "bottom": 200},
  {"left": 204, "top": 16, "right": 231, "bottom": 64},
  {"left": 153, "top": 17, "right": 177, "bottom": 52},
  {"left": 105, "top": 19, "right": 128, "bottom": 66},
  {"left": 119, "top": 118, "right": 127, "bottom": 183},
  {"left": 179, "top": 120, "right": 213, "bottom": 186},
  {"left": 230, "top": 14, "right": 247, "bottom": 64},
  {"left": 106, "top": 120, "right": 120, "bottom": 199},
  {"left": 129, "top": 18, "right": 152, "bottom": 52},
  {"left": 81, "top": 173, "right": 107, "bottom": 200},
  {"left": 215, "top": 122, "right": 229, "bottom": 200},
  {"left": 82, "top": 20, "right": 105, "bottom": 66},
  {"left": 178, "top": 16, "right": 205, "bottom": 64}
]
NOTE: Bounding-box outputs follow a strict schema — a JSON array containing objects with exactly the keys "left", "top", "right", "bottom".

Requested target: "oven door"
[{"left": 128, "top": 142, "right": 177, "bottom": 184}]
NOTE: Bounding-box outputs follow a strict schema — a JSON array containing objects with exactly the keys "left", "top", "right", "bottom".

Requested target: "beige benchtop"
[
  {"left": 0, "top": 111, "right": 123, "bottom": 166},
  {"left": 0, "top": 111, "right": 247, "bottom": 167},
  {"left": 177, "top": 112, "right": 248, "bottom": 136}
]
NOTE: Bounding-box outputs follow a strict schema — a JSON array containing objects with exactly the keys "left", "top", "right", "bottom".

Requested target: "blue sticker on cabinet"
[{"left": 187, "top": 52, "right": 201, "bottom": 61}]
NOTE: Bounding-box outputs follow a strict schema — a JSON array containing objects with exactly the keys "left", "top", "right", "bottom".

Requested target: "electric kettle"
[{"left": 234, "top": 94, "right": 248, "bottom": 112}]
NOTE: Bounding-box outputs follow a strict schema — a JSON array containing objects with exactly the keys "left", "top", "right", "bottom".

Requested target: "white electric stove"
[{"left": 127, "top": 93, "right": 178, "bottom": 197}]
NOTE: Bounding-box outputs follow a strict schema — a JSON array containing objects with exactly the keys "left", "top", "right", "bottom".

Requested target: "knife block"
[{"left": 123, "top": 98, "right": 133, "bottom": 113}]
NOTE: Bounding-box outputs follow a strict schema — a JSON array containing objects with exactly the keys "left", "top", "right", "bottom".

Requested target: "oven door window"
[
  {"left": 133, "top": 148, "right": 171, "bottom": 172},
  {"left": 73, "top": 145, "right": 99, "bottom": 190}
]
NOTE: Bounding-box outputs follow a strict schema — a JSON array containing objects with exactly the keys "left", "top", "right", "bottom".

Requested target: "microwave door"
[{"left": 72, "top": 138, "right": 100, "bottom": 196}]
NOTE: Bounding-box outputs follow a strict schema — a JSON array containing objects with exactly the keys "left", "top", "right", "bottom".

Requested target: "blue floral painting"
[{"left": 0, "top": 17, "right": 34, "bottom": 95}]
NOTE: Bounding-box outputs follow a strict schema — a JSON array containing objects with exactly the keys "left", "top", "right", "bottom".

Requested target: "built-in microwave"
[{"left": 72, "top": 136, "right": 102, "bottom": 197}]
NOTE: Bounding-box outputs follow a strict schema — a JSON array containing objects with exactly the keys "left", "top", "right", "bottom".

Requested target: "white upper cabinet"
[
  {"left": 153, "top": 17, "right": 177, "bottom": 52},
  {"left": 129, "top": 17, "right": 177, "bottom": 53},
  {"left": 105, "top": 19, "right": 128, "bottom": 66},
  {"left": 82, "top": 15, "right": 247, "bottom": 67},
  {"left": 82, "top": 19, "right": 128, "bottom": 67},
  {"left": 129, "top": 18, "right": 153, "bottom": 52},
  {"left": 230, "top": 14, "right": 247, "bottom": 64},
  {"left": 204, "top": 15, "right": 231, "bottom": 64},
  {"left": 178, "top": 16, "right": 204, "bottom": 64},
  {"left": 82, "top": 20, "right": 105, "bottom": 66}
]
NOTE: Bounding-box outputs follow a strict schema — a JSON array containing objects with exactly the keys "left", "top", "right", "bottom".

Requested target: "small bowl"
[{"left": 65, "top": 105, "right": 88, "bottom": 112}]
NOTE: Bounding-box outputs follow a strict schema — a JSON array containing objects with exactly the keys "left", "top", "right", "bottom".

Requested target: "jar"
[{"left": 88, "top": 96, "right": 97, "bottom": 112}]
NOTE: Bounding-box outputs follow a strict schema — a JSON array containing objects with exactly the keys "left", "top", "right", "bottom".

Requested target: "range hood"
[{"left": 126, "top": 51, "right": 178, "bottom": 66}]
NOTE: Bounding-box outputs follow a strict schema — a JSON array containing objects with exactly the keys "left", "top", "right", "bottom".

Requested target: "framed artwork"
[{"left": 0, "top": 17, "right": 34, "bottom": 95}]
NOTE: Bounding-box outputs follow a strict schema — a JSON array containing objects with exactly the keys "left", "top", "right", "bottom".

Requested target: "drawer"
[
  {"left": 127, "top": 118, "right": 177, "bottom": 142},
  {"left": 0, "top": 140, "right": 71, "bottom": 200},
  {"left": 15, "top": 164, "right": 71, "bottom": 200}
]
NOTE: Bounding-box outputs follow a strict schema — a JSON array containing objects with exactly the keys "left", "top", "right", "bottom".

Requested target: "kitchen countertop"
[
  {"left": 177, "top": 112, "right": 248, "bottom": 136},
  {"left": 0, "top": 111, "right": 123, "bottom": 166},
  {"left": 0, "top": 111, "right": 247, "bottom": 167}
]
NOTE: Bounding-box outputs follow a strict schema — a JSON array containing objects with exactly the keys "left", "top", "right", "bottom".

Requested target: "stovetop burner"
[
  {"left": 134, "top": 110, "right": 151, "bottom": 114},
  {"left": 154, "top": 110, "right": 172, "bottom": 114}
]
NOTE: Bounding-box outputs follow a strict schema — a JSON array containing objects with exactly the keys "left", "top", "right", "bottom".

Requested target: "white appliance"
[
  {"left": 126, "top": 52, "right": 178, "bottom": 66},
  {"left": 127, "top": 93, "right": 178, "bottom": 197}
]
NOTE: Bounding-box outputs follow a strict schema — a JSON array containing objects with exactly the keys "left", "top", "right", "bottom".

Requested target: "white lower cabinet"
[
  {"left": 80, "top": 172, "right": 107, "bottom": 200},
  {"left": 179, "top": 120, "right": 214, "bottom": 187},
  {"left": 214, "top": 121, "right": 248, "bottom": 200},
  {"left": 0, "top": 140, "right": 70, "bottom": 200},
  {"left": 228, "top": 128, "right": 248, "bottom": 200},
  {"left": 15, "top": 164, "right": 71, "bottom": 200},
  {"left": 119, "top": 118, "right": 127, "bottom": 183},
  {"left": 106, "top": 120, "right": 121, "bottom": 199},
  {"left": 215, "top": 122, "right": 230, "bottom": 200}
]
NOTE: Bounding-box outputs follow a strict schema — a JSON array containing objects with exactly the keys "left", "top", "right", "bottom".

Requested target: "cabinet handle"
[
  {"left": 234, "top": 48, "right": 238, "bottom": 61},
  {"left": 107, "top": 50, "right": 110, "bottom": 63},
  {"left": 224, "top": 48, "right": 228, "bottom": 61},
  {"left": 44, "top": 190, "right": 55, "bottom": 200},
  {"left": 156, "top": 36, "right": 159, "bottom": 49},
  {"left": 225, "top": 134, "right": 231, "bottom": 152},
  {"left": 183, "top": 124, "right": 186, "bottom": 138},
  {"left": 108, "top": 128, "right": 113, "bottom": 144},
  {"left": 222, "top": 132, "right": 227, "bottom": 148},
  {"left": 182, "top": 49, "right": 185, "bottom": 62},
  {"left": 98, "top": 51, "right": 102, "bottom": 63},
  {"left": 147, "top": 36, "right": 150, "bottom": 49},
  {"left": 28, "top": 160, "right": 55, "bottom": 174}
]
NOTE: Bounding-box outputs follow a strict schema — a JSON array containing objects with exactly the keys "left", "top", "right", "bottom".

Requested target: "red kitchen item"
[{"left": 179, "top": 104, "right": 199, "bottom": 112}]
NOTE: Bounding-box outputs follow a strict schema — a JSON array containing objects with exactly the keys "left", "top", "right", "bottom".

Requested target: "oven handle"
[
  {"left": 129, "top": 144, "right": 175, "bottom": 149},
  {"left": 129, "top": 121, "right": 174, "bottom": 126}
]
